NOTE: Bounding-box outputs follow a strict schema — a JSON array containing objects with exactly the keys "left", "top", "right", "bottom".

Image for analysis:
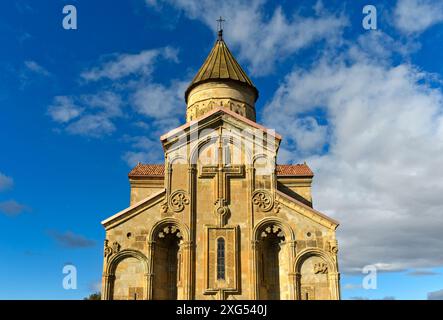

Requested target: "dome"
[{"left": 185, "top": 31, "right": 259, "bottom": 122}]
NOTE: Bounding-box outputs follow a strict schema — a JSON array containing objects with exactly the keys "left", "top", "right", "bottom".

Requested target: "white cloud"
[
  {"left": 81, "top": 47, "right": 178, "bottom": 81},
  {"left": 48, "top": 92, "right": 123, "bottom": 137},
  {"left": 0, "top": 200, "right": 28, "bottom": 217},
  {"left": 123, "top": 80, "right": 187, "bottom": 160},
  {"left": 66, "top": 114, "right": 116, "bottom": 138},
  {"left": 49, "top": 46, "right": 183, "bottom": 141},
  {"left": 122, "top": 136, "right": 164, "bottom": 166},
  {"left": 263, "top": 32, "right": 443, "bottom": 273},
  {"left": 394, "top": 0, "right": 443, "bottom": 34},
  {"left": 132, "top": 80, "right": 187, "bottom": 121},
  {"left": 0, "top": 172, "right": 13, "bottom": 192},
  {"left": 19, "top": 60, "right": 52, "bottom": 88},
  {"left": 81, "top": 91, "right": 124, "bottom": 118},
  {"left": 145, "top": 0, "right": 347, "bottom": 75},
  {"left": 48, "top": 96, "right": 83, "bottom": 123},
  {"left": 24, "top": 60, "right": 50, "bottom": 76}
]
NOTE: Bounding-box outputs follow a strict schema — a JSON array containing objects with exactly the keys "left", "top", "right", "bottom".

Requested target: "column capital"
[{"left": 179, "top": 240, "right": 194, "bottom": 249}]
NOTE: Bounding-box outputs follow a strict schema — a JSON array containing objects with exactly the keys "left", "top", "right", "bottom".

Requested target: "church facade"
[{"left": 101, "top": 30, "right": 340, "bottom": 300}]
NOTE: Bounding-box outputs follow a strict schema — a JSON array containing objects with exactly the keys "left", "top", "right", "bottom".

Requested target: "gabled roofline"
[
  {"left": 128, "top": 163, "right": 314, "bottom": 178},
  {"left": 276, "top": 190, "right": 339, "bottom": 229},
  {"left": 160, "top": 106, "right": 282, "bottom": 143},
  {"left": 101, "top": 189, "right": 165, "bottom": 229}
]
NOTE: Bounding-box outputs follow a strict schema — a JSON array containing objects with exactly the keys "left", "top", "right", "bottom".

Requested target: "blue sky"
[{"left": 1, "top": 0, "right": 443, "bottom": 299}]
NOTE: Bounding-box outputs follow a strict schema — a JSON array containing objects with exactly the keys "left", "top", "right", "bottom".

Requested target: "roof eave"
[{"left": 184, "top": 78, "right": 259, "bottom": 104}]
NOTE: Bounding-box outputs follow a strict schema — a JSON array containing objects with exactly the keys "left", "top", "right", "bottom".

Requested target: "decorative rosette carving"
[
  {"left": 167, "top": 190, "right": 190, "bottom": 213},
  {"left": 252, "top": 190, "right": 274, "bottom": 212}
]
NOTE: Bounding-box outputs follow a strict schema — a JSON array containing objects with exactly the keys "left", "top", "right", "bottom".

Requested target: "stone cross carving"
[{"left": 200, "top": 137, "right": 244, "bottom": 226}]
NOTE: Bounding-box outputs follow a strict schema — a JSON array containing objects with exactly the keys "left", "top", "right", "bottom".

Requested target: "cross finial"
[{"left": 216, "top": 16, "right": 225, "bottom": 40}]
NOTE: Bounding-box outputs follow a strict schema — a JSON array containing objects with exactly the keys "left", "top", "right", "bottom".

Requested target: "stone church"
[{"left": 101, "top": 29, "right": 340, "bottom": 300}]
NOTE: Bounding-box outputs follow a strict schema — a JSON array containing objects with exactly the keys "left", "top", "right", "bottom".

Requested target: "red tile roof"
[
  {"left": 128, "top": 164, "right": 165, "bottom": 177},
  {"left": 275, "top": 164, "right": 313, "bottom": 176},
  {"left": 129, "top": 163, "right": 313, "bottom": 177}
]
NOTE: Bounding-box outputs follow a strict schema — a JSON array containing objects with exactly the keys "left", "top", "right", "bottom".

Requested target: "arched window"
[{"left": 217, "top": 238, "right": 225, "bottom": 280}]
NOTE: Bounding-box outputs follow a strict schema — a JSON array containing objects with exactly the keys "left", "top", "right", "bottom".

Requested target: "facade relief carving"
[
  {"left": 252, "top": 190, "right": 280, "bottom": 214},
  {"left": 169, "top": 190, "right": 190, "bottom": 213},
  {"left": 214, "top": 198, "right": 230, "bottom": 224},
  {"left": 273, "top": 200, "right": 281, "bottom": 214},
  {"left": 252, "top": 190, "right": 273, "bottom": 211},
  {"left": 104, "top": 239, "right": 121, "bottom": 261},
  {"left": 157, "top": 225, "right": 183, "bottom": 240},
  {"left": 187, "top": 98, "right": 253, "bottom": 121},
  {"left": 259, "top": 224, "right": 285, "bottom": 241},
  {"left": 327, "top": 240, "right": 339, "bottom": 254},
  {"left": 160, "top": 201, "right": 169, "bottom": 214},
  {"left": 200, "top": 147, "right": 245, "bottom": 226},
  {"left": 160, "top": 190, "right": 190, "bottom": 214},
  {"left": 314, "top": 262, "right": 328, "bottom": 274}
]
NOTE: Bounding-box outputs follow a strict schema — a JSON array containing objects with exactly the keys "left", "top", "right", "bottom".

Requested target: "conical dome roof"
[{"left": 185, "top": 33, "right": 259, "bottom": 102}]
